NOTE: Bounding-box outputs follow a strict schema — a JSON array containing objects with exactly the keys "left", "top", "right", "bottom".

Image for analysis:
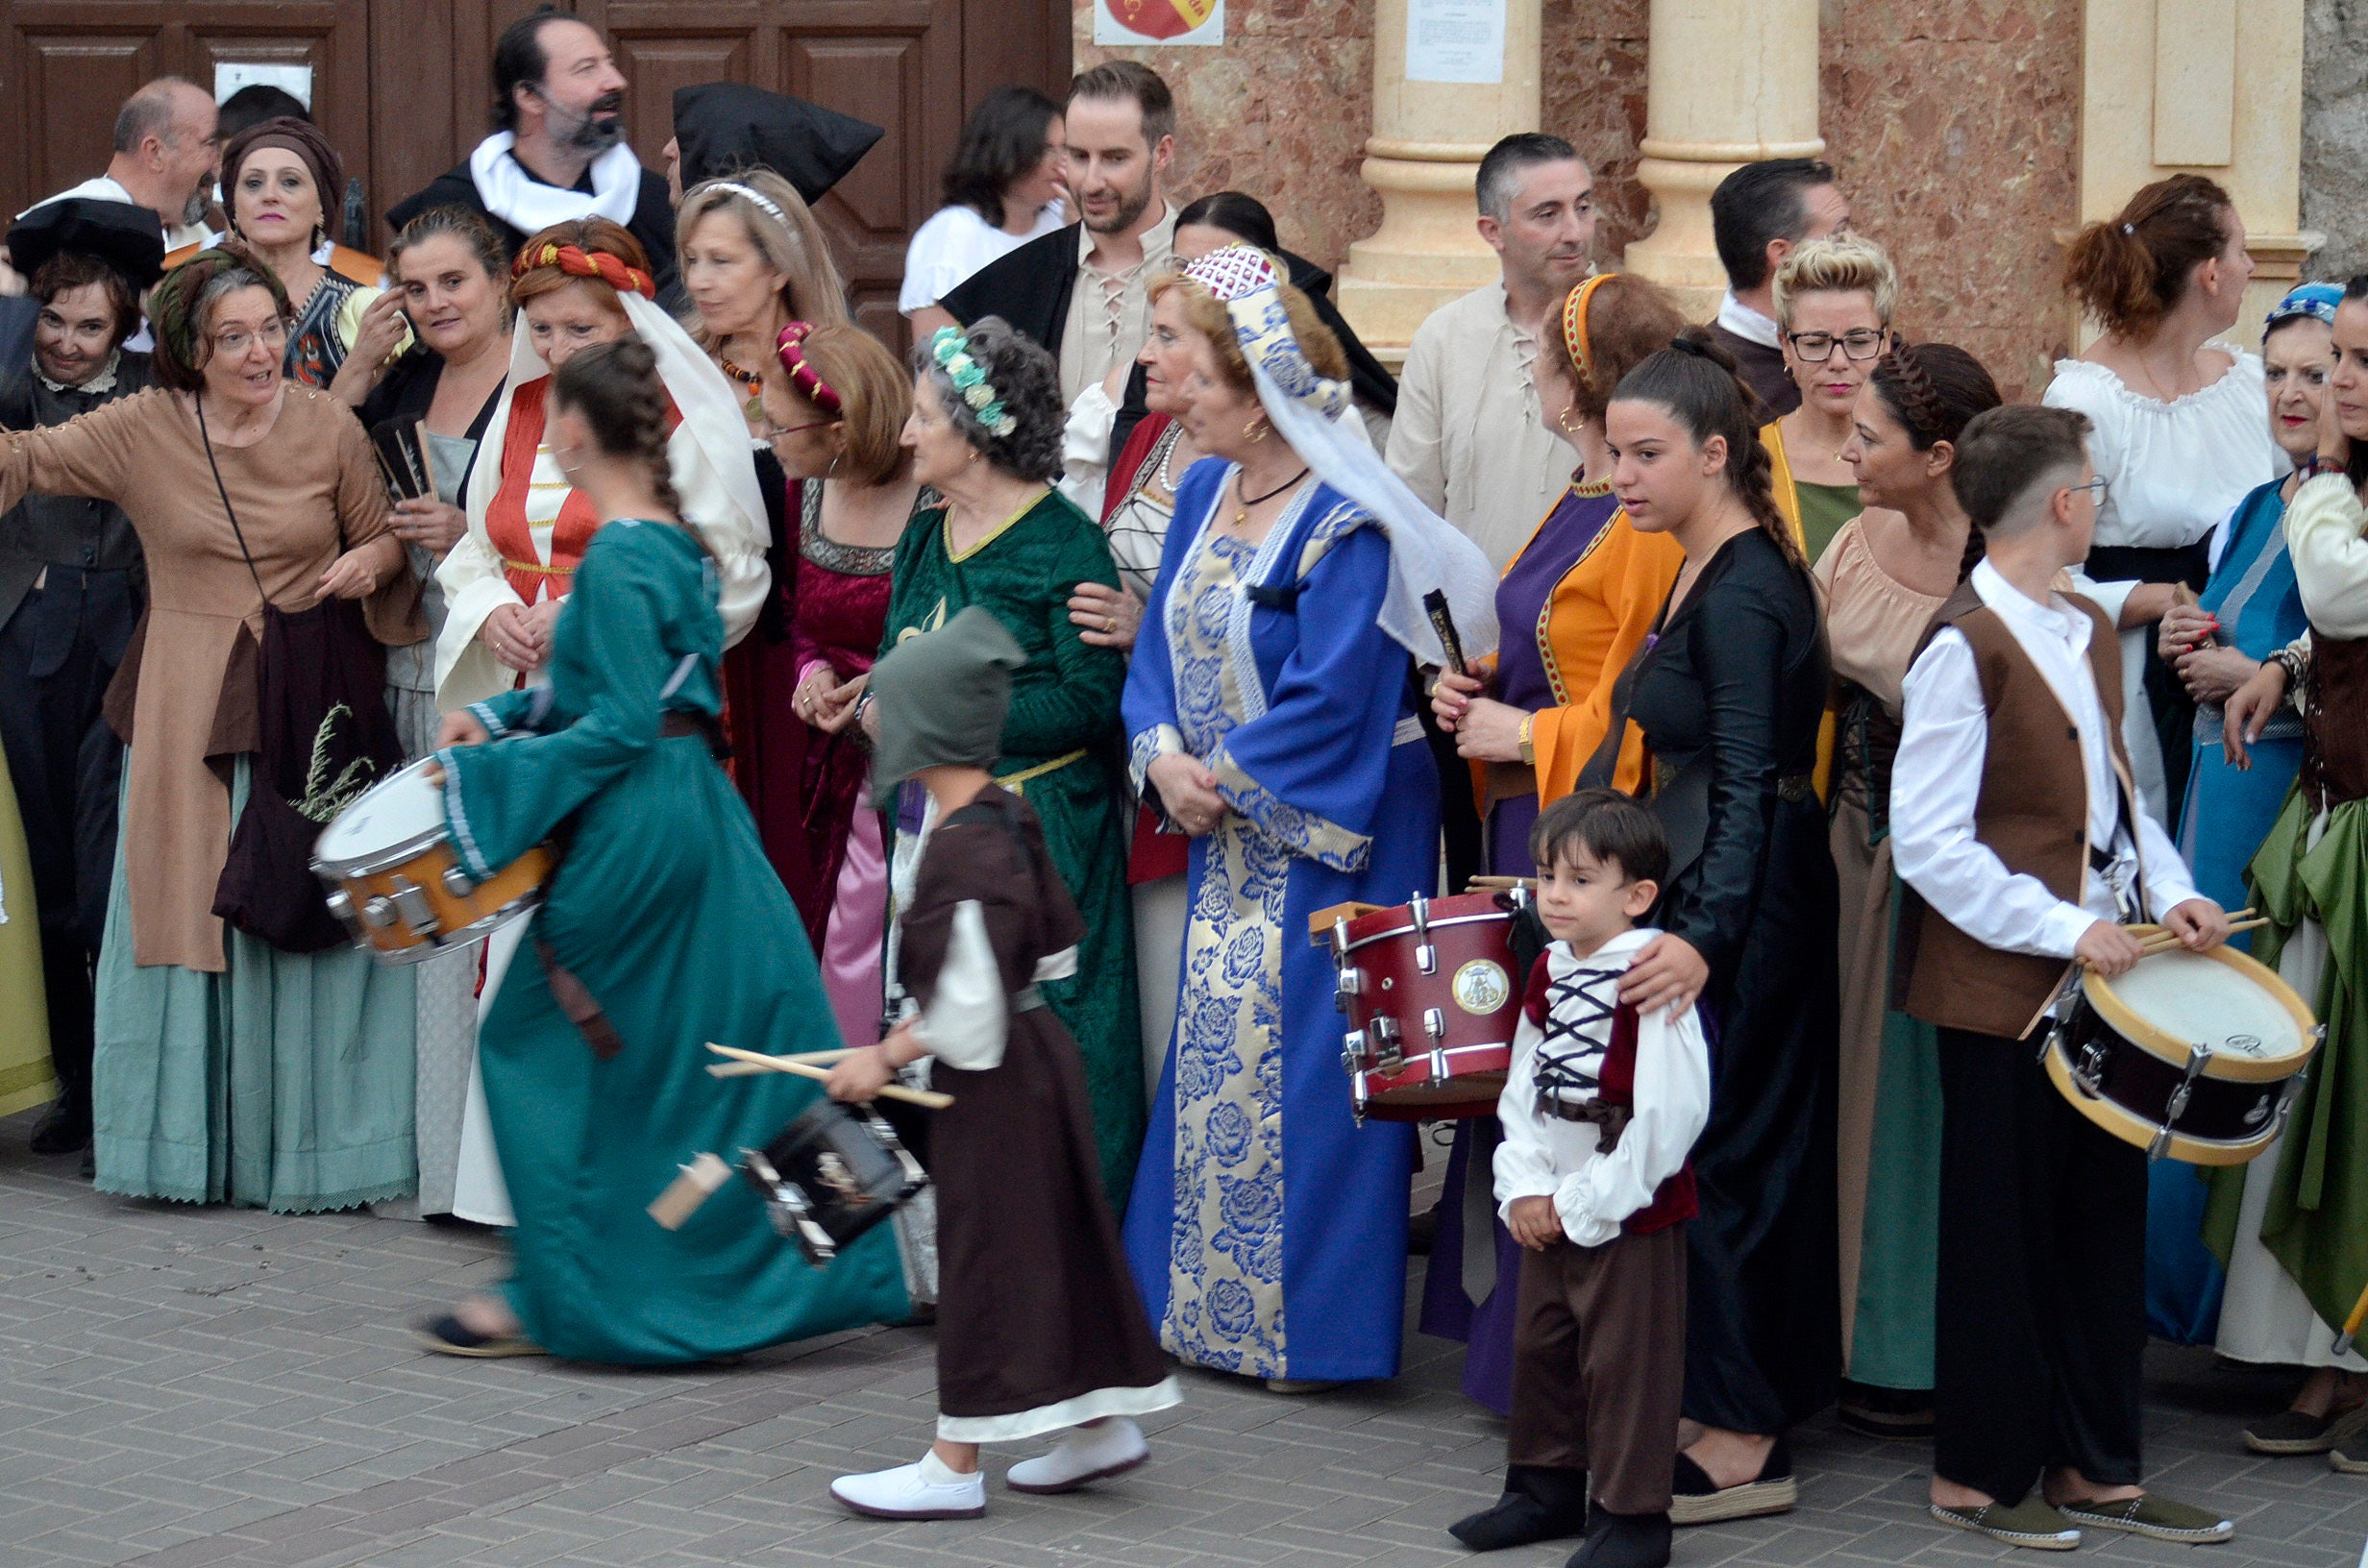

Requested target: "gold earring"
[{"left": 1245, "top": 418, "right": 1269, "bottom": 445}]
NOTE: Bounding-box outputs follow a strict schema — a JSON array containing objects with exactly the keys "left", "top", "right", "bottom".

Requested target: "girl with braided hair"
[
  {"left": 433, "top": 217, "right": 770, "bottom": 1226},
  {"left": 1819, "top": 339, "right": 2001, "bottom": 1438},
  {"left": 1596, "top": 328, "right": 1838, "bottom": 1524},
  {"left": 415, "top": 337, "right": 908, "bottom": 1361}
]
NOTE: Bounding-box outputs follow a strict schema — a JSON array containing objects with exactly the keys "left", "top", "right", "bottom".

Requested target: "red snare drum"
[{"left": 1322, "top": 890, "right": 1528, "bottom": 1121}]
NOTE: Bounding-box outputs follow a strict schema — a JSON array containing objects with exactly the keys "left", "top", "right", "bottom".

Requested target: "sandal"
[
  {"left": 414, "top": 1312, "right": 546, "bottom": 1359},
  {"left": 1668, "top": 1436, "right": 1795, "bottom": 1526}
]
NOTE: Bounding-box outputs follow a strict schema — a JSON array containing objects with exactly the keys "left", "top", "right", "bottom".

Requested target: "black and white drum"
[
  {"left": 2043, "top": 942, "right": 2322, "bottom": 1164},
  {"left": 738, "top": 1099, "right": 928, "bottom": 1265}
]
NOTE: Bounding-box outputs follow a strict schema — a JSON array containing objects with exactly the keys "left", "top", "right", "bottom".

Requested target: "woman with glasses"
[
  {"left": 1763, "top": 235, "right": 1898, "bottom": 571},
  {"left": 2046, "top": 175, "right": 2280, "bottom": 829},
  {"left": 0, "top": 246, "right": 425, "bottom": 1212}
]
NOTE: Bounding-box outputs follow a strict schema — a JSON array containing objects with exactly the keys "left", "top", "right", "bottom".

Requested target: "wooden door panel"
[
  {"left": 11, "top": 32, "right": 159, "bottom": 207},
  {"left": 614, "top": 32, "right": 758, "bottom": 167}
]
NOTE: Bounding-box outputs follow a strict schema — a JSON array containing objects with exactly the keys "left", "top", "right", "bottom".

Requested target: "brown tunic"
[
  {"left": 900, "top": 786, "right": 1172, "bottom": 1425},
  {"left": 0, "top": 386, "right": 419, "bottom": 970}
]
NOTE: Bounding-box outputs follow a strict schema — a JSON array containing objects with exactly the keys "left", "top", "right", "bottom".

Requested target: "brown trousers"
[{"left": 1507, "top": 1221, "right": 1689, "bottom": 1514}]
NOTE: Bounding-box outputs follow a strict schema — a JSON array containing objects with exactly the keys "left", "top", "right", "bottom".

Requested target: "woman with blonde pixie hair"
[
  {"left": 677, "top": 170, "right": 850, "bottom": 432},
  {"left": 1765, "top": 233, "right": 1899, "bottom": 568}
]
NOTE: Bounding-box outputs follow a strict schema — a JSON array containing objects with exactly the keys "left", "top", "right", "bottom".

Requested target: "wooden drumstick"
[
  {"left": 2132, "top": 918, "right": 2270, "bottom": 957},
  {"left": 703, "top": 1042, "right": 953, "bottom": 1108},
  {"left": 1465, "top": 875, "right": 1538, "bottom": 892},
  {"left": 2334, "top": 1276, "right": 2368, "bottom": 1359},
  {"left": 707, "top": 1047, "right": 860, "bottom": 1077}
]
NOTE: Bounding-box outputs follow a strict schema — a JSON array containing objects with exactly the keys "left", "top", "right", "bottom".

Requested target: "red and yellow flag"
[{"left": 1104, "top": 0, "right": 1216, "bottom": 39}]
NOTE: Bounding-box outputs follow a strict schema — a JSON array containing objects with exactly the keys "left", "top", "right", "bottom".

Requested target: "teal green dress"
[
  {"left": 882, "top": 491, "right": 1142, "bottom": 1207},
  {"left": 440, "top": 517, "right": 908, "bottom": 1363}
]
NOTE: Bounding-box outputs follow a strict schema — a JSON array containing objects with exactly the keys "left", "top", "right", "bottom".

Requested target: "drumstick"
[
  {"left": 2334, "top": 1277, "right": 2368, "bottom": 1358},
  {"left": 703, "top": 1042, "right": 953, "bottom": 1108},
  {"left": 2132, "top": 918, "right": 2270, "bottom": 956},
  {"left": 2126, "top": 907, "right": 2254, "bottom": 930},
  {"left": 1466, "top": 875, "right": 1538, "bottom": 891},
  {"left": 706, "top": 1047, "right": 859, "bottom": 1077}
]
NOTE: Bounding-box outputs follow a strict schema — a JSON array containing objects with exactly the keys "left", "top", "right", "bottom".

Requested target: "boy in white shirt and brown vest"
[
  {"left": 1449, "top": 789, "right": 1710, "bottom": 1568},
  {"left": 1891, "top": 404, "right": 2234, "bottom": 1551}
]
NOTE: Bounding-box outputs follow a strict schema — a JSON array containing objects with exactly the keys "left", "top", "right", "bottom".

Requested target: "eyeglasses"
[
  {"left": 2063, "top": 475, "right": 2109, "bottom": 503},
  {"left": 211, "top": 320, "right": 289, "bottom": 357},
  {"left": 755, "top": 417, "right": 835, "bottom": 442},
  {"left": 1786, "top": 329, "right": 1887, "bottom": 363}
]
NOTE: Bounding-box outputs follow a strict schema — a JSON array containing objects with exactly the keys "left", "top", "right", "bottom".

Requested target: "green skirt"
[{"left": 92, "top": 756, "right": 419, "bottom": 1213}]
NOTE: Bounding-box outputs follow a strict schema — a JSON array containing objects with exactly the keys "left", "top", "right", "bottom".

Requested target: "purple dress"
[{"left": 1421, "top": 481, "right": 1622, "bottom": 1413}]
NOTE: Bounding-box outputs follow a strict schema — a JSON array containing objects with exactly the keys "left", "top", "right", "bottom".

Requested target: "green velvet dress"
[
  {"left": 881, "top": 490, "right": 1142, "bottom": 1207},
  {"left": 441, "top": 517, "right": 908, "bottom": 1363}
]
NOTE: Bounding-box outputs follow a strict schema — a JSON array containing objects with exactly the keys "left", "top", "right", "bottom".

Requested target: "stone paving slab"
[{"left": 6, "top": 1107, "right": 2368, "bottom": 1566}]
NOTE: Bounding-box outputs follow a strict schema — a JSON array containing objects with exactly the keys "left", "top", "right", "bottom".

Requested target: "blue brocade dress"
[{"left": 1120, "top": 461, "right": 1438, "bottom": 1382}]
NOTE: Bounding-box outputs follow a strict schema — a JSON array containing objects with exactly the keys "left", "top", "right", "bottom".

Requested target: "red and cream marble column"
[
  {"left": 1332, "top": 0, "right": 1543, "bottom": 365},
  {"left": 1619, "top": 0, "right": 1822, "bottom": 321}
]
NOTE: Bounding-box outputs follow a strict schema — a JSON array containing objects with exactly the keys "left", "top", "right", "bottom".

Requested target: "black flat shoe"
[
  {"left": 1450, "top": 1465, "right": 1590, "bottom": 1551},
  {"left": 1669, "top": 1435, "right": 1795, "bottom": 1525},
  {"left": 1566, "top": 1507, "right": 1671, "bottom": 1568},
  {"left": 29, "top": 1102, "right": 89, "bottom": 1155},
  {"left": 413, "top": 1313, "right": 546, "bottom": 1359}
]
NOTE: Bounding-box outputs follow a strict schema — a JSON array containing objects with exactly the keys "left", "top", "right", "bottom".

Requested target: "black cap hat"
[
  {"left": 6, "top": 197, "right": 167, "bottom": 291},
  {"left": 672, "top": 83, "right": 885, "bottom": 205}
]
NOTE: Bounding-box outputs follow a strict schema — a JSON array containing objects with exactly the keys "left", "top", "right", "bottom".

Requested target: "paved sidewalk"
[{"left": 4, "top": 1109, "right": 2367, "bottom": 1567}]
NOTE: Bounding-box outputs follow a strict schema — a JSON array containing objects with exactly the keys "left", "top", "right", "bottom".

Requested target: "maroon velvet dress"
[{"left": 724, "top": 479, "right": 900, "bottom": 1046}]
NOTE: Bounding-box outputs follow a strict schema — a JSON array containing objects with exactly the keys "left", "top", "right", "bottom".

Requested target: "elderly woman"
[
  {"left": 1823, "top": 342, "right": 2001, "bottom": 1439},
  {"left": 900, "top": 86, "right": 1068, "bottom": 328},
  {"left": 1120, "top": 246, "right": 1497, "bottom": 1389},
  {"left": 433, "top": 218, "right": 767, "bottom": 713},
  {"left": 877, "top": 318, "right": 1140, "bottom": 1208},
  {"left": 1422, "top": 271, "right": 1689, "bottom": 1414},
  {"left": 678, "top": 170, "right": 851, "bottom": 433},
  {"left": 0, "top": 200, "right": 160, "bottom": 1157},
  {"left": 0, "top": 246, "right": 422, "bottom": 1211},
  {"left": 216, "top": 117, "right": 403, "bottom": 402},
  {"left": 734, "top": 322, "right": 923, "bottom": 1053},
  {"left": 1764, "top": 233, "right": 1896, "bottom": 568}
]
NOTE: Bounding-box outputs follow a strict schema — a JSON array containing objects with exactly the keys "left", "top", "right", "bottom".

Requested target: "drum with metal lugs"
[
  {"left": 311, "top": 756, "right": 553, "bottom": 962},
  {"left": 2043, "top": 941, "right": 2322, "bottom": 1164},
  {"left": 1325, "top": 889, "right": 1528, "bottom": 1121},
  {"left": 739, "top": 1098, "right": 929, "bottom": 1265}
]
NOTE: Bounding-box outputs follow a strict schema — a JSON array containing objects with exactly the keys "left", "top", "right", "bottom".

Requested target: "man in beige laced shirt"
[
  {"left": 1387, "top": 134, "right": 1598, "bottom": 570},
  {"left": 936, "top": 62, "right": 1175, "bottom": 406}
]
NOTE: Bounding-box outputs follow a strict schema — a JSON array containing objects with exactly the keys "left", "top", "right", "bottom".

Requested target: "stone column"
[
  {"left": 1333, "top": 0, "right": 1543, "bottom": 366},
  {"left": 1620, "top": 0, "right": 1824, "bottom": 322}
]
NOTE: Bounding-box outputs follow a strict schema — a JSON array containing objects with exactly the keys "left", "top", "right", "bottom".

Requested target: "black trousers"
[
  {"left": 1935, "top": 1026, "right": 2146, "bottom": 1506},
  {"left": 0, "top": 569, "right": 135, "bottom": 1116}
]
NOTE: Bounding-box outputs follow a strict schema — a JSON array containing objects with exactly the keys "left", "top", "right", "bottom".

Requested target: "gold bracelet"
[{"left": 1517, "top": 713, "right": 1536, "bottom": 766}]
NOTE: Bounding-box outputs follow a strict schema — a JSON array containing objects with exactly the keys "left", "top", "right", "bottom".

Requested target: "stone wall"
[
  {"left": 2303, "top": 0, "right": 2368, "bottom": 281},
  {"left": 1075, "top": 0, "right": 2079, "bottom": 393}
]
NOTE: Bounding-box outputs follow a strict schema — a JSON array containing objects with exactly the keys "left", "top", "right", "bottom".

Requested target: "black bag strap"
[{"left": 196, "top": 396, "right": 351, "bottom": 614}]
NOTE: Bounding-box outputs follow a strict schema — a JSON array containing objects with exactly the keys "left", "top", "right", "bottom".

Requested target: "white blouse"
[
  {"left": 2042, "top": 351, "right": 2279, "bottom": 564},
  {"left": 899, "top": 200, "right": 1065, "bottom": 314}
]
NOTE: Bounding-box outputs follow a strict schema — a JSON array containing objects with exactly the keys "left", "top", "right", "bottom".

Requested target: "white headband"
[{"left": 712, "top": 180, "right": 790, "bottom": 230}]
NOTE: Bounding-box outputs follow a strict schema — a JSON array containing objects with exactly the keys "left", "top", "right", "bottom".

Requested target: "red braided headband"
[
  {"left": 775, "top": 322, "right": 843, "bottom": 416},
  {"left": 511, "top": 241, "right": 655, "bottom": 300}
]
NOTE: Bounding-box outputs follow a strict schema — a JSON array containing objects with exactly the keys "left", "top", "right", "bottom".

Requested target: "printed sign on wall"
[{"left": 1097, "top": 0, "right": 1224, "bottom": 46}]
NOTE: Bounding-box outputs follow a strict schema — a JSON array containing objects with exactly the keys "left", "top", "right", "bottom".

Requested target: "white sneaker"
[
  {"left": 1005, "top": 1418, "right": 1150, "bottom": 1494},
  {"left": 829, "top": 1456, "right": 987, "bottom": 1520}
]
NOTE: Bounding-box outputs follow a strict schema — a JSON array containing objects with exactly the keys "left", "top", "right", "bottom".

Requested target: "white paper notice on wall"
[
  {"left": 1096, "top": 0, "right": 1224, "bottom": 46},
  {"left": 1406, "top": 0, "right": 1506, "bottom": 85},
  {"left": 214, "top": 62, "right": 313, "bottom": 110}
]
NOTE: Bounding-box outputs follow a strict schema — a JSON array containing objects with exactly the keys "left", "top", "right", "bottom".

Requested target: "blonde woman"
[
  {"left": 1764, "top": 233, "right": 1899, "bottom": 568},
  {"left": 677, "top": 170, "right": 851, "bottom": 436}
]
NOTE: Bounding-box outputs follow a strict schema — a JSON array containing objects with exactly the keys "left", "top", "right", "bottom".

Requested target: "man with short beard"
[
  {"left": 388, "top": 10, "right": 678, "bottom": 297},
  {"left": 16, "top": 78, "right": 218, "bottom": 252},
  {"left": 937, "top": 61, "right": 1178, "bottom": 406},
  {"left": 0, "top": 199, "right": 161, "bottom": 1161}
]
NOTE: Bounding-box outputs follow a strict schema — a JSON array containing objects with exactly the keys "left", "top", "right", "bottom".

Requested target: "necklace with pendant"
[{"left": 720, "top": 357, "right": 766, "bottom": 423}]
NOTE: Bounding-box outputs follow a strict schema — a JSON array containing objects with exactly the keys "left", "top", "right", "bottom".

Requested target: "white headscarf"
[
  {"left": 433, "top": 269, "right": 771, "bottom": 709},
  {"left": 1184, "top": 245, "right": 1499, "bottom": 663}
]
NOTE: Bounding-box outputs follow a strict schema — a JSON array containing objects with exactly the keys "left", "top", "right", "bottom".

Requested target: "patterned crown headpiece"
[
  {"left": 928, "top": 326, "right": 1017, "bottom": 439},
  {"left": 1182, "top": 244, "right": 1350, "bottom": 421}
]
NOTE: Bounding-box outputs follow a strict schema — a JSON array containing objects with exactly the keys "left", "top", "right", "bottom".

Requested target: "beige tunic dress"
[{"left": 0, "top": 385, "right": 418, "bottom": 971}]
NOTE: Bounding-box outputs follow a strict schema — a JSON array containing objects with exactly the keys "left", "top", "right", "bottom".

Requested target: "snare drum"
[
  {"left": 1324, "top": 890, "right": 1527, "bottom": 1121},
  {"left": 739, "top": 1098, "right": 929, "bottom": 1265},
  {"left": 311, "top": 757, "right": 553, "bottom": 963},
  {"left": 2043, "top": 941, "right": 2322, "bottom": 1164}
]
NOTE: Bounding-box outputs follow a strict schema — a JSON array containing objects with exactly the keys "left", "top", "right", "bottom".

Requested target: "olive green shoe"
[
  {"left": 1928, "top": 1499, "right": 2082, "bottom": 1551},
  {"left": 2056, "top": 1492, "right": 2234, "bottom": 1544}
]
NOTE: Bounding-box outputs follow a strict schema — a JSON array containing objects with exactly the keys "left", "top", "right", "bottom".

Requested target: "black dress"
[{"left": 1627, "top": 526, "right": 1839, "bottom": 1435}]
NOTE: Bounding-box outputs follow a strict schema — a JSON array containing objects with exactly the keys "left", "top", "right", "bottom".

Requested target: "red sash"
[{"left": 486, "top": 378, "right": 602, "bottom": 606}]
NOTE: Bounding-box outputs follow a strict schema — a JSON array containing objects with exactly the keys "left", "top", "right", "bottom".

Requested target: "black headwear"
[
  {"left": 671, "top": 84, "right": 885, "bottom": 205},
  {"left": 5, "top": 198, "right": 167, "bottom": 291}
]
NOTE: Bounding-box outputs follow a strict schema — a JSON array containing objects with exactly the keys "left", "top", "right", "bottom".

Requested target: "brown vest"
[
  {"left": 1899, "top": 581, "right": 2144, "bottom": 1040},
  {"left": 2305, "top": 636, "right": 2368, "bottom": 812}
]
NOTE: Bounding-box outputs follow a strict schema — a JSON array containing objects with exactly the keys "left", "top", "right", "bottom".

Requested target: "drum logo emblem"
[
  {"left": 814, "top": 1151, "right": 872, "bottom": 1207},
  {"left": 1453, "top": 960, "right": 1511, "bottom": 1016}
]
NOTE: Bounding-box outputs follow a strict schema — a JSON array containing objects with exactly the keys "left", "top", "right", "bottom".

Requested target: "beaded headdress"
[
  {"left": 928, "top": 326, "right": 1017, "bottom": 438},
  {"left": 1561, "top": 272, "right": 1616, "bottom": 386},
  {"left": 775, "top": 321, "right": 842, "bottom": 415},
  {"left": 712, "top": 180, "right": 791, "bottom": 230},
  {"left": 2266, "top": 282, "right": 2344, "bottom": 340},
  {"left": 1180, "top": 245, "right": 1351, "bottom": 420}
]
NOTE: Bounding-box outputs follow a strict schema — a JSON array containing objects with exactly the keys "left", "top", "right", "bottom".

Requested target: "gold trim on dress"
[{"left": 945, "top": 487, "right": 1052, "bottom": 564}]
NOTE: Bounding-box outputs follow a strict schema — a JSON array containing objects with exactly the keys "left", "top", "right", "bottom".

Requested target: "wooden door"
[{"left": 0, "top": 0, "right": 368, "bottom": 225}]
